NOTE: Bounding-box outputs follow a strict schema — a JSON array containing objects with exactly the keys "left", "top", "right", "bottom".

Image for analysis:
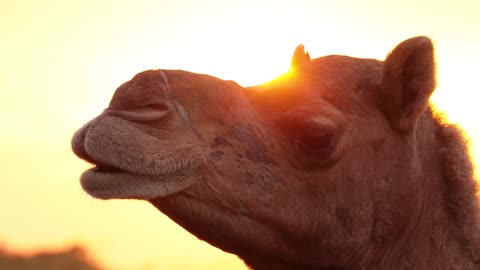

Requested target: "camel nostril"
[
  {"left": 105, "top": 102, "right": 172, "bottom": 123},
  {"left": 145, "top": 103, "right": 170, "bottom": 112}
]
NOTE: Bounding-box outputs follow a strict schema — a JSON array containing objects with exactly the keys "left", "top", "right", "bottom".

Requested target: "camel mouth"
[
  {"left": 93, "top": 163, "right": 123, "bottom": 173},
  {"left": 71, "top": 98, "right": 208, "bottom": 200},
  {"left": 79, "top": 152, "right": 204, "bottom": 200}
]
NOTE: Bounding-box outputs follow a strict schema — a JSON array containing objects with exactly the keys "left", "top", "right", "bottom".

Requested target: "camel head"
[{"left": 72, "top": 37, "right": 440, "bottom": 269}]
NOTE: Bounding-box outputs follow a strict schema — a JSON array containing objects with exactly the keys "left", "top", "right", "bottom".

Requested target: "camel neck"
[{"left": 376, "top": 111, "right": 480, "bottom": 269}]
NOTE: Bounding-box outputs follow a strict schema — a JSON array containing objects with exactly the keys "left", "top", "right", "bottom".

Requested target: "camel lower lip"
[{"left": 80, "top": 167, "right": 198, "bottom": 200}]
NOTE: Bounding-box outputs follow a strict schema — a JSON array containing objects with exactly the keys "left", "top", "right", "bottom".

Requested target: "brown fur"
[{"left": 72, "top": 37, "right": 480, "bottom": 269}]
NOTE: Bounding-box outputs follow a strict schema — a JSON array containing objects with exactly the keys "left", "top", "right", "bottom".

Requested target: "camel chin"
[{"left": 80, "top": 168, "right": 198, "bottom": 200}]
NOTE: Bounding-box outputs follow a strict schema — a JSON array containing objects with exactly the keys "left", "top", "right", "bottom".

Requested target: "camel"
[{"left": 72, "top": 36, "right": 480, "bottom": 269}]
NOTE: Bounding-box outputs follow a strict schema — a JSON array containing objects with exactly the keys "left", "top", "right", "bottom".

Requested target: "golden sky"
[{"left": 1, "top": 0, "right": 479, "bottom": 269}]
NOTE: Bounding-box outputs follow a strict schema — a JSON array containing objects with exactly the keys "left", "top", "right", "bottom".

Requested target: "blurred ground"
[{"left": 0, "top": 245, "right": 101, "bottom": 270}]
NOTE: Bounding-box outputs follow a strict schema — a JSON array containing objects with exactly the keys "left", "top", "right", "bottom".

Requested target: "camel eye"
[{"left": 295, "top": 124, "right": 335, "bottom": 153}]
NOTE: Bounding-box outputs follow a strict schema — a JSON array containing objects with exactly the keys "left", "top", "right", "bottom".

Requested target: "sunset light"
[{"left": 1, "top": 0, "right": 479, "bottom": 269}]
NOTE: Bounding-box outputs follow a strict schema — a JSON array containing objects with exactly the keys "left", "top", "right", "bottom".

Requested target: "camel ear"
[
  {"left": 380, "top": 36, "right": 436, "bottom": 133},
  {"left": 291, "top": 44, "right": 311, "bottom": 71}
]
